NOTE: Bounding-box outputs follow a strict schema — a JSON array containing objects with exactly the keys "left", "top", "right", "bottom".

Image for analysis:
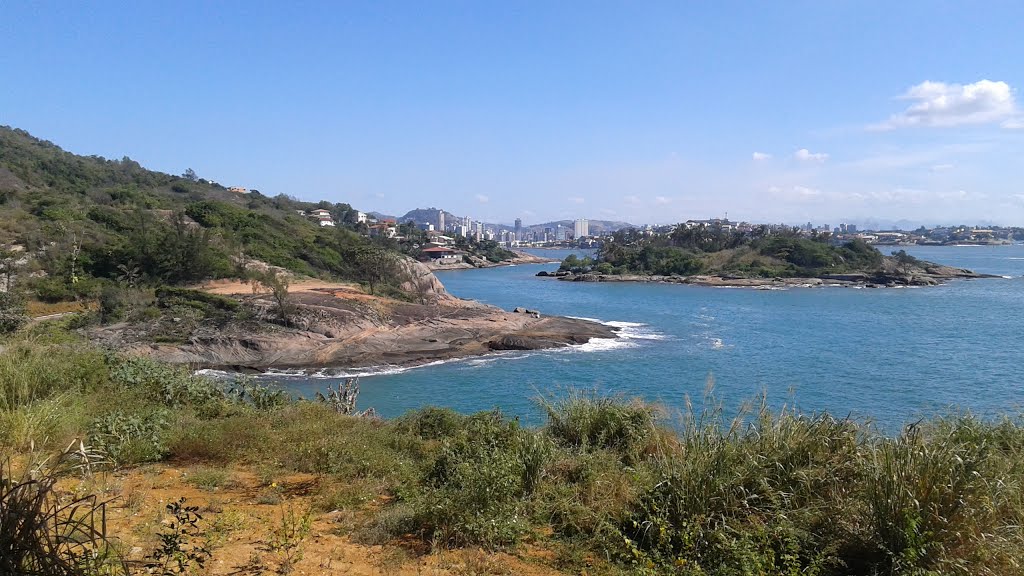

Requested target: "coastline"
[
  {"left": 424, "top": 249, "right": 557, "bottom": 271},
  {"left": 89, "top": 281, "right": 617, "bottom": 373},
  {"left": 540, "top": 266, "right": 1002, "bottom": 288}
]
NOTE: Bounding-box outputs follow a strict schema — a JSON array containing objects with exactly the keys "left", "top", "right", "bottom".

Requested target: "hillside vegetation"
[{"left": 0, "top": 126, "right": 408, "bottom": 305}]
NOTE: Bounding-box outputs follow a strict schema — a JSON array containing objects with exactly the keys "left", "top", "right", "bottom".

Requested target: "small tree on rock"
[{"left": 251, "top": 270, "right": 293, "bottom": 325}]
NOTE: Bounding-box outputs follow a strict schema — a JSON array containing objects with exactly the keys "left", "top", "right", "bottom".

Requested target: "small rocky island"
[{"left": 540, "top": 227, "right": 1000, "bottom": 288}]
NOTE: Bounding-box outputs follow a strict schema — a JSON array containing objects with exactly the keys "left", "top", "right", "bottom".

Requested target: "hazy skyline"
[{"left": 3, "top": 1, "right": 1023, "bottom": 227}]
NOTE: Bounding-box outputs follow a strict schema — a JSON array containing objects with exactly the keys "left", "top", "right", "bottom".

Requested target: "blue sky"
[{"left": 3, "top": 1, "right": 1023, "bottom": 227}]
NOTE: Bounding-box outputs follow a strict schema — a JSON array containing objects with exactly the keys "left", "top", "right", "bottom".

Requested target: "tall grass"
[
  {"left": 0, "top": 338, "right": 107, "bottom": 412},
  {"left": 3, "top": 330, "right": 1024, "bottom": 574}
]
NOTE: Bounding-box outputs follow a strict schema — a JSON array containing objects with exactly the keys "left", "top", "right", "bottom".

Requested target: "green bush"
[
  {"left": 393, "top": 406, "right": 467, "bottom": 440},
  {"left": 0, "top": 291, "right": 28, "bottom": 334},
  {"left": 541, "top": 390, "right": 659, "bottom": 465},
  {"left": 408, "top": 410, "right": 550, "bottom": 548},
  {"left": 89, "top": 409, "right": 171, "bottom": 466},
  {"left": 108, "top": 356, "right": 225, "bottom": 412}
]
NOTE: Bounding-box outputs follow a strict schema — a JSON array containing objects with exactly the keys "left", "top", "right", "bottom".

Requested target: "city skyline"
[{"left": 3, "top": 3, "right": 1024, "bottom": 225}]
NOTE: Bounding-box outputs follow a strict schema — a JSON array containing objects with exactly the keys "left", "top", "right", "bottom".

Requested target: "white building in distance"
[{"left": 574, "top": 218, "right": 589, "bottom": 238}]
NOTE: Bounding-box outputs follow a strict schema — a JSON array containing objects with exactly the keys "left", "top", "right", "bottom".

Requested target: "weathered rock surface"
[{"left": 89, "top": 286, "right": 615, "bottom": 371}]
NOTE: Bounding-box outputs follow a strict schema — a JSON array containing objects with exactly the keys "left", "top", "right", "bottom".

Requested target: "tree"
[
  {"left": 892, "top": 250, "right": 919, "bottom": 275},
  {"left": 182, "top": 168, "right": 198, "bottom": 182},
  {"left": 0, "top": 291, "right": 28, "bottom": 334},
  {"left": 251, "top": 270, "right": 293, "bottom": 325},
  {"left": 356, "top": 246, "right": 398, "bottom": 295}
]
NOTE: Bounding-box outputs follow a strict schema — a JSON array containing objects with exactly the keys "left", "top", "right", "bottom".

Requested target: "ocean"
[{"left": 267, "top": 244, "right": 1024, "bottom": 430}]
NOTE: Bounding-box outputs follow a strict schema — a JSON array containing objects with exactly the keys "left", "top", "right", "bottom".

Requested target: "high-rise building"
[
  {"left": 574, "top": 218, "right": 589, "bottom": 239},
  {"left": 514, "top": 218, "right": 522, "bottom": 241},
  {"left": 437, "top": 210, "right": 445, "bottom": 231}
]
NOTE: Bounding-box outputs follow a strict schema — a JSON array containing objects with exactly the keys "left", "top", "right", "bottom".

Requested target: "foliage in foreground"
[
  {"left": 2, "top": 334, "right": 1024, "bottom": 575},
  {"left": 0, "top": 441, "right": 126, "bottom": 576}
]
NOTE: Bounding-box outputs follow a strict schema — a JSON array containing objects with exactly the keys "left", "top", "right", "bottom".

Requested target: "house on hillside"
[
  {"left": 308, "top": 208, "right": 336, "bottom": 227},
  {"left": 368, "top": 223, "right": 397, "bottom": 238},
  {"left": 419, "top": 246, "right": 463, "bottom": 265},
  {"left": 228, "top": 187, "right": 249, "bottom": 194}
]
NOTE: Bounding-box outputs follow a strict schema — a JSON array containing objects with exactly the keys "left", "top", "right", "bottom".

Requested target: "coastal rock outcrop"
[{"left": 89, "top": 281, "right": 616, "bottom": 371}]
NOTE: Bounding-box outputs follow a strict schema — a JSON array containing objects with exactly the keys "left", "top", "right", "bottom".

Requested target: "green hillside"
[{"left": 0, "top": 126, "right": 403, "bottom": 302}]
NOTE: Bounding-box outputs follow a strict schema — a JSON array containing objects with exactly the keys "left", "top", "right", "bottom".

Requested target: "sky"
[{"left": 3, "top": 1, "right": 1024, "bottom": 228}]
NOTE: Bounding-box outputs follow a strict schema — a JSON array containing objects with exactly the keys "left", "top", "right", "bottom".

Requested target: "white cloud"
[
  {"left": 752, "top": 152, "right": 772, "bottom": 161},
  {"left": 600, "top": 208, "right": 617, "bottom": 216},
  {"left": 623, "top": 195, "right": 640, "bottom": 204},
  {"left": 654, "top": 196, "right": 672, "bottom": 205},
  {"left": 1003, "top": 117, "right": 1024, "bottom": 129},
  {"left": 768, "top": 185, "right": 823, "bottom": 201},
  {"left": 872, "top": 80, "right": 1018, "bottom": 130},
  {"left": 568, "top": 195, "right": 585, "bottom": 204},
  {"left": 794, "top": 148, "right": 829, "bottom": 163},
  {"left": 475, "top": 194, "right": 489, "bottom": 203},
  {"left": 929, "top": 163, "right": 955, "bottom": 172}
]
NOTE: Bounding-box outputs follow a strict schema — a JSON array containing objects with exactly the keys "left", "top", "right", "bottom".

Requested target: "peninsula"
[{"left": 0, "top": 126, "right": 614, "bottom": 370}]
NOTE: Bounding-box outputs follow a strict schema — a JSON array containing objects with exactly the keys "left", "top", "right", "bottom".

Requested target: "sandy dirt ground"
[{"left": 63, "top": 463, "right": 567, "bottom": 576}]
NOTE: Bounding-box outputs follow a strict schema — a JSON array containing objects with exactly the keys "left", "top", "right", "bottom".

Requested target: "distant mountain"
[
  {"left": 526, "top": 219, "right": 635, "bottom": 234},
  {"left": 398, "top": 208, "right": 444, "bottom": 225},
  {"left": 368, "top": 211, "right": 397, "bottom": 221}
]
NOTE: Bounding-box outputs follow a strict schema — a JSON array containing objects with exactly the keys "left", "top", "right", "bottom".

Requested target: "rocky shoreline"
[
  {"left": 538, "top": 264, "right": 1001, "bottom": 288},
  {"left": 89, "top": 274, "right": 616, "bottom": 372},
  {"left": 424, "top": 250, "right": 557, "bottom": 271}
]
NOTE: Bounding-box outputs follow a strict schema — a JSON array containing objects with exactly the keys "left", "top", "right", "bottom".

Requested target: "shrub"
[
  {"left": 0, "top": 291, "right": 28, "bottom": 334},
  {"left": 541, "top": 390, "right": 660, "bottom": 465},
  {"left": 89, "top": 409, "right": 171, "bottom": 466},
  {"left": 393, "top": 406, "right": 467, "bottom": 440},
  {"left": 0, "top": 442, "right": 127, "bottom": 575},
  {"left": 109, "top": 355, "right": 225, "bottom": 412},
  {"left": 408, "top": 410, "right": 550, "bottom": 548}
]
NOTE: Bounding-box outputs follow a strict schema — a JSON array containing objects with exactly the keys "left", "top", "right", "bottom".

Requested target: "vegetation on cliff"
[
  {"left": 0, "top": 126, "right": 414, "bottom": 310},
  {"left": 3, "top": 323, "right": 1024, "bottom": 575}
]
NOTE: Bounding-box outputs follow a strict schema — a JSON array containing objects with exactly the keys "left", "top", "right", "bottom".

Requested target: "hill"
[
  {"left": 0, "top": 126, "right": 410, "bottom": 301},
  {"left": 527, "top": 219, "right": 634, "bottom": 234}
]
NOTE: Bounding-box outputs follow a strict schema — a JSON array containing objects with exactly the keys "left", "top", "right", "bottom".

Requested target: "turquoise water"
[{"left": 270, "top": 245, "right": 1024, "bottom": 429}]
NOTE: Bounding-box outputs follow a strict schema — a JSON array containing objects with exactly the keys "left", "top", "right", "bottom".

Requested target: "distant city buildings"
[
  {"left": 574, "top": 218, "right": 589, "bottom": 238},
  {"left": 514, "top": 218, "right": 522, "bottom": 241}
]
